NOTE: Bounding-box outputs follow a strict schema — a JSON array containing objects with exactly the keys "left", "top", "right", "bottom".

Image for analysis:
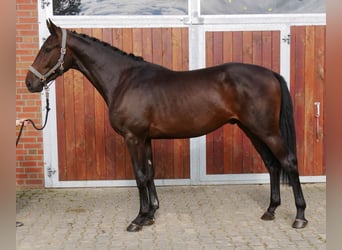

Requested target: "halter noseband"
[{"left": 29, "top": 28, "right": 67, "bottom": 86}]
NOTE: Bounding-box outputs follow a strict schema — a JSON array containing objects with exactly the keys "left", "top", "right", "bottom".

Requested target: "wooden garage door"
[
  {"left": 205, "top": 30, "right": 281, "bottom": 175},
  {"left": 55, "top": 28, "right": 190, "bottom": 181},
  {"left": 290, "top": 25, "right": 325, "bottom": 176}
]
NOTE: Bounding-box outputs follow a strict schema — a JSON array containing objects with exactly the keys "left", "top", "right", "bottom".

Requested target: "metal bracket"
[
  {"left": 181, "top": 12, "right": 204, "bottom": 25},
  {"left": 47, "top": 167, "right": 56, "bottom": 178},
  {"left": 282, "top": 34, "right": 291, "bottom": 45},
  {"left": 41, "top": 0, "right": 51, "bottom": 9}
]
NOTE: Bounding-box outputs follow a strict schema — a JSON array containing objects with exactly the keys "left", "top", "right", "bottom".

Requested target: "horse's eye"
[{"left": 44, "top": 47, "right": 52, "bottom": 53}]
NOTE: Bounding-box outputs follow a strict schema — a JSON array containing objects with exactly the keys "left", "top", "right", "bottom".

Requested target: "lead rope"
[{"left": 16, "top": 87, "right": 51, "bottom": 147}]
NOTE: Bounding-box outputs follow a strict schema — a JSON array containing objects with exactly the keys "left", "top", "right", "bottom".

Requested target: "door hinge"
[
  {"left": 47, "top": 167, "right": 56, "bottom": 178},
  {"left": 41, "top": 0, "right": 51, "bottom": 9},
  {"left": 282, "top": 34, "right": 291, "bottom": 45}
]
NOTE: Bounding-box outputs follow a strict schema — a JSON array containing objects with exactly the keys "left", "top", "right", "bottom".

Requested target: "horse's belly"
[{"left": 149, "top": 112, "right": 230, "bottom": 139}]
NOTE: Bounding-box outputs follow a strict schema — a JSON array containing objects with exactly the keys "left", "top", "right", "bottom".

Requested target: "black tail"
[{"left": 273, "top": 73, "right": 297, "bottom": 184}]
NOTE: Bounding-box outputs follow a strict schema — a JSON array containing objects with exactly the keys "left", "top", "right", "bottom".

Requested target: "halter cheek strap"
[{"left": 29, "top": 28, "right": 67, "bottom": 84}]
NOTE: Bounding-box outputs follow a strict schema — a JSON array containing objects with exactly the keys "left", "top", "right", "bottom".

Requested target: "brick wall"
[{"left": 16, "top": 0, "right": 44, "bottom": 188}]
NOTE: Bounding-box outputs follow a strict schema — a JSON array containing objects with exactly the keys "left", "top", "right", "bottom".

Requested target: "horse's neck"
[{"left": 68, "top": 32, "right": 138, "bottom": 105}]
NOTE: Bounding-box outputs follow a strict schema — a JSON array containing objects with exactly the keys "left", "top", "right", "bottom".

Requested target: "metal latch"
[
  {"left": 41, "top": 0, "right": 51, "bottom": 9},
  {"left": 47, "top": 167, "right": 56, "bottom": 178},
  {"left": 282, "top": 34, "right": 291, "bottom": 45}
]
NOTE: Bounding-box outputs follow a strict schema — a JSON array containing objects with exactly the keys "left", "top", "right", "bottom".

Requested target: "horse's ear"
[{"left": 46, "top": 19, "right": 59, "bottom": 35}]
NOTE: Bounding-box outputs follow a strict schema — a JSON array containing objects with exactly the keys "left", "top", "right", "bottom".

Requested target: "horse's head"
[{"left": 25, "top": 19, "right": 71, "bottom": 92}]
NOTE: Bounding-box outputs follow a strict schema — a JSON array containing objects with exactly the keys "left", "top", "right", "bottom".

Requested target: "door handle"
[{"left": 314, "top": 102, "right": 320, "bottom": 142}]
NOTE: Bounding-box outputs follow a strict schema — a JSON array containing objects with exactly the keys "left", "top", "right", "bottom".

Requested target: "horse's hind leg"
[
  {"left": 241, "top": 129, "right": 281, "bottom": 221},
  {"left": 261, "top": 166, "right": 281, "bottom": 220},
  {"left": 261, "top": 134, "right": 308, "bottom": 228}
]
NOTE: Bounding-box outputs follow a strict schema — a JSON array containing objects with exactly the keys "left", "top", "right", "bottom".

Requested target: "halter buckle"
[{"left": 40, "top": 76, "right": 46, "bottom": 83}]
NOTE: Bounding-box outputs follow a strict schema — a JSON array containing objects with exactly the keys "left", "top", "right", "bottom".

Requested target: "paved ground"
[{"left": 16, "top": 183, "right": 326, "bottom": 249}]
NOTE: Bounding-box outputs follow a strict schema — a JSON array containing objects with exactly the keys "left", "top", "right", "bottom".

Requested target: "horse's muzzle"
[{"left": 25, "top": 78, "right": 44, "bottom": 93}]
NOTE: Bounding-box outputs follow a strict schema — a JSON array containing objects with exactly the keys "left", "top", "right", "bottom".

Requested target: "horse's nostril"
[{"left": 26, "top": 80, "right": 32, "bottom": 88}]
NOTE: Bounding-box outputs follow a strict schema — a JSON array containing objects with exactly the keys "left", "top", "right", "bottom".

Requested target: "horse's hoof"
[
  {"left": 261, "top": 211, "right": 275, "bottom": 221},
  {"left": 126, "top": 223, "right": 143, "bottom": 232},
  {"left": 292, "top": 218, "right": 308, "bottom": 229},
  {"left": 142, "top": 217, "right": 155, "bottom": 226}
]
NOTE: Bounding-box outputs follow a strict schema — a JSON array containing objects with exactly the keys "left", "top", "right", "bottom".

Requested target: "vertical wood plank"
[
  {"left": 181, "top": 28, "right": 189, "bottom": 70},
  {"left": 132, "top": 28, "right": 143, "bottom": 57},
  {"left": 304, "top": 26, "right": 315, "bottom": 176},
  {"left": 64, "top": 70, "right": 76, "bottom": 179},
  {"left": 73, "top": 70, "right": 86, "bottom": 180},
  {"left": 153, "top": 28, "right": 163, "bottom": 65},
  {"left": 142, "top": 28, "right": 153, "bottom": 61},
  {"left": 161, "top": 28, "right": 172, "bottom": 68},
  {"left": 262, "top": 31, "right": 272, "bottom": 69},
  {"left": 271, "top": 31, "right": 280, "bottom": 73},
  {"left": 313, "top": 26, "right": 325, "bottom": 175},
  {"left": 171, "top": 28, "right": 182, "bottom": 70},
  {"left": 55, "top": 76, "right": 67, "bottom": 180},
  {"left": 252, "top": 31, "right": 262, "bottom": 66},
  {"left": 123, "top": 28, "right": 133, "bottom": 54}
]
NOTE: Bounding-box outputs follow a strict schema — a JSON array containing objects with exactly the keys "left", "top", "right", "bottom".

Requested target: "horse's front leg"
[
  {"left": 125, "top": 135, "right": 157, "bottom": 232},
  {"left": 145, "top": 139, "right": 159, "bottom": 219}
]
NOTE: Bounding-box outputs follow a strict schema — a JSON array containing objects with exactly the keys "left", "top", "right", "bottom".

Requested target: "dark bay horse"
[{"left": 25, "top": 20, "right": 307, "bottom": 232}]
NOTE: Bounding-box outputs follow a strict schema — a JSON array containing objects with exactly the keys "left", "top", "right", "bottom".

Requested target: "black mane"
[{"left": 73, "top": 30, "right": 144, "bottom": 62}]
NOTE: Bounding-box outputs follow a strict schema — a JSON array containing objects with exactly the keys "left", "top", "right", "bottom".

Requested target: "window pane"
[
  {"left": 201, "top": 0, "right": 326, "bottom": 15},
  {"left": 53, "top": 0, "right": 188, "bottom": 15}
]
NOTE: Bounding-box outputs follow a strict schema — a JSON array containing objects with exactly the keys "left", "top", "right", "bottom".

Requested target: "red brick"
[
  {"left": 20, "top": 161, "right": 38, "bottom": 167},
  {"left": 16, "top": 180, "right": 25, "bottom": 185},
  {"left": 17, "top": 4, "right": 37, "bottom": 10},
  {"left": 25, "top": 179, "right": 43, "bottom": 185},
  {"left": 16, "top": 174, "right": 28, "bottom": 179},
  {"left": 16, "top": 167, "right": 25, "bottom": 172},
  {"left": 16, "top": 0, "right": 34, "bottom": 4},
  {"left": 25, "top": 155, "right": 43, "bottom": 161}
]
